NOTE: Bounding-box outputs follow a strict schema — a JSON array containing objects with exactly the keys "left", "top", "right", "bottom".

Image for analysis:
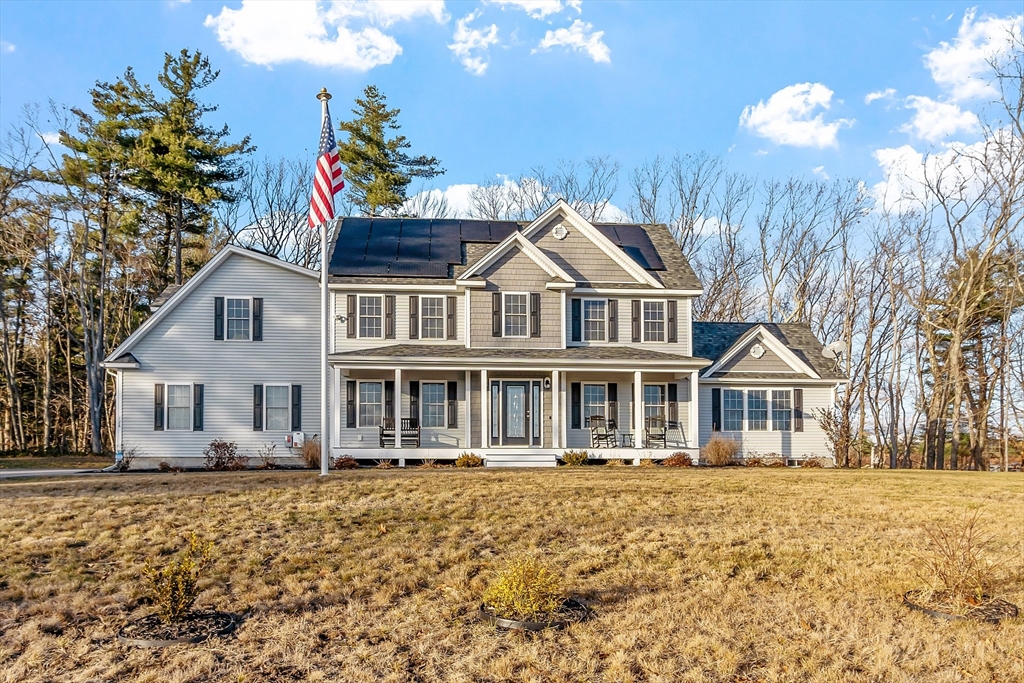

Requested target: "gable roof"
[
  {"left": 692, "top": 322, "right": 847, "bottom": 381},
  {"left": 456, "top": 230, "right": 574, "bottom": 283},
  {"left": 102, "top": 246, "right": 318, "bottom": 364}
]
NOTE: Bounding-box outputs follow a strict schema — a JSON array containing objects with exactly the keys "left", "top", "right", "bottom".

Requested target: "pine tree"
[{"left": 338, "top": 85, "right": 444, "bottom": 216}]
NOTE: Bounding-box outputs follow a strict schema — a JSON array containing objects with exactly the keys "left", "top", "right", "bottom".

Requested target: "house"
[{"left": 103, "top": 200, "right": 846, "bottom": 468}]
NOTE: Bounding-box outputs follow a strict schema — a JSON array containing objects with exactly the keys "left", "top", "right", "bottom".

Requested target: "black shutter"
[
  {"left": 667, "top": 300, "right": 677, "bottom": 343},
  {"left": 347, "top": 294, "right": 356, "bottom": 338},
  {"left": 154, "top": 383, "right": 165, "bottom": 431},
  {"left": 346, "top": 380, "right": 356, "bottom": 428},
  {"left": 571, "top": 382, "right": 581, "bottom": 429},
  {"left": 409, "top": 295, "right": 419, "bottom": 340},
  {"left": 447, "top": 380, "right": 458, "bottom": 428},
  {"left": 214, "top": 297, "right": 224, "bottom": 340},
  {"left": 253, "top": 298, "right": 263, "bottom": 341},
  {"left": 711, "top": 387, "right": 721, "bottom": 432},
  {"left": 384, "top": 380, "right": 395, "bottom": 420},
  {"left": 193, "top": 384, "right": 204, "bottom": 431},
  {"left": 409, "top": 381, "right": 419, "bottom": 423},
  {"left": 608, "top": 299, "right": 618, "bottom": 342},
  {"left": 632, "top": 300, "right": 642, "bottom": 342},
  {"left": 447, "top": 296, "right": 456, "bottom": 340},
  {"left": 530, "top": 293, "right": 541, "bottom": 338},
  {"left": 571, "top": 298, "right": 582, "bottom": 342},
  {"left": 794, "top": 388, "right": 804, "bottom": 432},
  {"left": 253, "top": 384, "right": 263, "bottom": 431},
  {"left": 668, "top": 383, "right": 678, "bottom": 423},
  {"left": 608, "top": 383, "right": 617, "bottom": 425},
  {"left": 492, "top": 292, "right": 501, "bottom": 337},
  {"left": 385, "top": 295, "right": 396, "bottom": 339},
  {"left": 291, "top": 384, "right": 302, "bottom": 431}
]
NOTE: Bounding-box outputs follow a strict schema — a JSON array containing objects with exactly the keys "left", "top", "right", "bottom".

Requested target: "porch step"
[{"left": 484, "top": 453, "right": 558, "bottom": 468}]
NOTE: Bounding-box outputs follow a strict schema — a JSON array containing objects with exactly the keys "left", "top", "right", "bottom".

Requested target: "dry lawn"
[{"left": 0, "top": 468, "right": 1021, "bottom": 683}]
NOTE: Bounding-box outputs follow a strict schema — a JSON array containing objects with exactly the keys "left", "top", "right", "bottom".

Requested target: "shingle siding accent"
[
  {"left": 531, "top": 217, "right": 637, "bottom": 284},
  {"left": 717, "top": 341, "right": 795, "bottom": 373},
  {"left": 470, "top": 247, "right": 561, "bottom": 348}
]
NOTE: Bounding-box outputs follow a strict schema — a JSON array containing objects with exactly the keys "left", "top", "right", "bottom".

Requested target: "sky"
[{"left": 1, "top": 0, "right": 1022, "bottom": 217}]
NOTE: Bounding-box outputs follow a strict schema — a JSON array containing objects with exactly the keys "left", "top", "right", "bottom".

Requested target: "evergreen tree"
[{"left": 338, "top": 85, "right": 444, "bottom": 216}]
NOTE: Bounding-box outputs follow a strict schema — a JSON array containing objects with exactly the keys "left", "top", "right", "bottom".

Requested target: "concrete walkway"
[{"left": 0, "top": 468, "right": 104, "bottom": 480}]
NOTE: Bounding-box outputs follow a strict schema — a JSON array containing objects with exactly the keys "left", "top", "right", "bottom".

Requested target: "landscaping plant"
[
  {"left": 702, "top": 435, "right": 739, "bottom": 466},
  {"left": 560, "top": 449, "right": 589, "bottom": 467},
  {"left": 456, "top": 452, "right": 484, "bottom": 468},
  {"left": 256, "top": 443, "right": 278, "bottom": 469},
  {"left": 301, "top": 436, "right": 321, "bottom": 469},
  {"left": 332, "top": 455, "right": 359, "bottom": 470},
  {"left": 142, "top": 533, "right": 214, "bottom": 624},
  {"left": 483, "top": 556, "right": 565, "bottom": 621},
  {"left": 662, "top": 452, "right": 693, "bottom": 467},
  {"left": 203, "top": 439, "right": 247, "bottom": 471}
]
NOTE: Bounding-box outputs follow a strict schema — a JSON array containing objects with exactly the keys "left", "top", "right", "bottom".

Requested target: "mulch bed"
[
  {"left": 480, "top": 598, "right": 591, "bottom": 631},
  {"left": 904, "top": 589, "right": 1019, "bottom": 624},
  {"left": 118, "top": 610, "right": 236, "bottom": 647}
]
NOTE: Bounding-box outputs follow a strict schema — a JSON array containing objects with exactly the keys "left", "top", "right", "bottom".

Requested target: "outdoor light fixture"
[{"left": 544, "top": 378, "right": 552, "bottom": 389}]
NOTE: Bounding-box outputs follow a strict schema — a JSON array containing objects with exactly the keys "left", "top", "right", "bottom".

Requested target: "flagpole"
[{"left": 318, "top": 88, "right": 332, "bottom": 477}]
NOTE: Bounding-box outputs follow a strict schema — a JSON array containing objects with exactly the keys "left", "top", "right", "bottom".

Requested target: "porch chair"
[
  {"left": 644, "top": 415, "right": 667, "bottom": 449},
  {"left": 379, "top": 418, "right": 422, "bottom": 448},
  {"left": 588, "top": 415, "right": 617, "bottom": 448}
]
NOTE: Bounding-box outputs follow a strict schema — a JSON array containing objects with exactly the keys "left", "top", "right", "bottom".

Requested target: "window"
[
  {"left": 643, "top": 301, "right": 665, "bottom": 342},
  {"left": 358, "top": 382, "right": 383, "bottom": 426},
  {"left": 583, "top": 384, "right": 606, "bottom": 425},
  {"left": 421, "top": 382, "right": 446, "bottom": 428},
  {"left": 748, "top": 390, "right": 768, "bottom": 431},
  {"left": 583, "top": 300, "right": 606, "bottom": 341},
  {"left": 226, "top": 298, "right": 250, "bottom": 340},
  {"left": 504, "top": 293, "right": 528, "bottom": 337},
  {"left": 265, "top": 385, "right": 290, "bottom": 431},
  {"left": 772, "top": 390, "right": 792, "bottom": 431},
  {"left": 643, "top": 384, "right": 665, "bottom": 420},
  {"left": 723, "top": 389, "right": 744, "bottom": 431},
  {"left": 359, "top": 296, "right": 383, "bottom": 338},
  {"left": 490, "top": 382, "right": 499, "bottom": 440},
  {"left": 167, "top": 384, "right": 192, "bottom": 431},
  {"left": 421, "top": 297, "right": 445, "bottom": 339}
]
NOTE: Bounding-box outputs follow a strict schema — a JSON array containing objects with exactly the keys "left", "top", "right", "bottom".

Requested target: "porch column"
[
  {"left": 481, "top": 369, "right": 489, "bottom": 447},
  {"left": 633, "top": 370, "right": 643, "bottom": 464},
  {"left": 393, "top": 367, "right": 402, "bottom": 454},
  {"left": 559, "top": 372, "right": 567, "bottom": 450},
  {"left": 689, "top": 370, "right": 700, "bottom": 449},
  {"left": 551, "top": 370, "right": 560, "bottom": 449},
  {"left": 464, "top": 370, "right": 472, "bottom": 448}
]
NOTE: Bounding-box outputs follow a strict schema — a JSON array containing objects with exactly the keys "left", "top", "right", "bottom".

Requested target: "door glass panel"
[
  {"left": 532, "top": 383, "right": 541, "bottom": 440},
  {"left": 506, "top": 385, "right": 526, "bottom": 438}
]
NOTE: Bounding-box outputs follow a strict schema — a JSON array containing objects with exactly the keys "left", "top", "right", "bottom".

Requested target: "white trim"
[
  {"left": 224, "top": 296, "right": 253, "bottom": 342},
  {"left": 700, "top": 325, "right": 821, "bottom": 379},
  {"left": 457, "top": 231, "right": 575, "bottom": 283},
  {"left": 332, "top": 367, "right": 342, "bottom": 448},
  {"left": 330, "top": 283, "right": 460, "bottom": 291},
  {"left": 559, "top": 290, "right": 567, "bottom": 349},
  {"left": 464, "top": 290, "right": 471, "bottom": 349},
  {"left": 641, "top": 299, "right": 667, "bottom": 343},
  {"left": 328, "top": 358, "right": 710, "bottom": 371},
  {"left": 418, "top": 295, "right": 447, "bottom": 340},
  {"left": 572, "top": 287, "right": 703, "bottom": 296},
  {"left": 356, "top": 294, "right": 385, "bottom": 339},
  {"left": 501, "top": 291, "right": 530, "bottom": 339},
  {"left": 464, "top": 370, "right": 472, "bottom": 447},
  {"left": 165, "top": 382, "right": 194, "bottom": 432},
  {"left": 357, "top": 380, "right": 385, "bottom": 428},
  {"left": 551, "top": 370, "right": 560, "bottom": 448},
  {"left": 481, "top": 369, "right": 489, "bottom": 446},
  {"left": 581, "top": 298, "right": 609, "bottom": 343},
  {"left": 115, "top": 370, "right": 123, "bottom": 452},
  {"left": 419, "top": 380, "right": 447, "bottom": 429},
  {"left": 263, "top": 383, "right": 292, "bottom": 432},
  {"left": 105, "top": 246, "right": 317, "bottom": 362}
]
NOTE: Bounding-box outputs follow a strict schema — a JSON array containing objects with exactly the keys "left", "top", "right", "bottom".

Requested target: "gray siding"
[
  {"left": 564, "top": 295, "right": 692, "bottom": 356},
  {"left": 531, "top": 217, "right": 636, "bottom": 284},
  {"left": 333, "top": 289, "right": 463, "bottom": 353},
  {"left": 469, "top": 247, "right": 561, "bottom": 348},
  {"left": 716, "top": 339, "right": 796, "bottom": 373}
]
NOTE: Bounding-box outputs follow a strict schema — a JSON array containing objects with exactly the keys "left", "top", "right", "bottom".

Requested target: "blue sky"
[{"left": 1, "top": 1, "right": 1021, "bottom": 216}]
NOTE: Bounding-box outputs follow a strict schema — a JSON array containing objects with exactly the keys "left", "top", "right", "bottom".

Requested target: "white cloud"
[
  {"left": 812, "top": 165, "right": 830, "bottom": 180},
  {"left": 899, "top": 95, "right": 979, "bottom": 142},
  {"left": 448, "top": 11, "right": 499, "bottom": 76},
  {"left": 534, "top": 19, "right": 609, "bottom": 63},
  {"left": 489, "top": 1, "right": 580, "bottom": 20},
  {"left": 204, "top": 0, "right": 447, "bottom": 70},
  {"left": 0, "top": 40, "right": 14, "bottom": 53},
  {"left": 39, "top": 132, "right": 60, "bottom": 145},
  {"left": 871, "top": 139, "right": 990, "bottom": 213},
  {"left": 739, "top": 83, "right": 853, "bottom": 148},
  {"left": 864, "top": 88, "right": 896, "bottom": 105},
  {"left": 923, "top": 8, "right": 1023, "bottom": 101}
]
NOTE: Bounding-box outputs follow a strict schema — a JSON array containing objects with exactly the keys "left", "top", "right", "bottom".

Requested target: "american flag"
[{"left": 308, "top": 101, "right": 344, "bottom": 228}]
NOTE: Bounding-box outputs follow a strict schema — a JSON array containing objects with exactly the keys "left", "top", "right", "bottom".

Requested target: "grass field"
[
  {"left": 0, "top": 455, "right": 112, "bottom": 470},
  {"left": 0, "top": 468, "right": 1021, "bottom": 682}
]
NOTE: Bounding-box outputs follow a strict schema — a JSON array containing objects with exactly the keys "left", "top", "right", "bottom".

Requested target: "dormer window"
[
  {"left": 503, "top": 293, "right": 528, "bottom": 337},
  {"left": 643, "top": 301, "right": 665, "bottom": 342}
]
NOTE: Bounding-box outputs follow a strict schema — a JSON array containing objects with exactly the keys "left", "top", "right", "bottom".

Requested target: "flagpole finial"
[{"left": 316, "top": 88, "right": 332, "bottom": 102}]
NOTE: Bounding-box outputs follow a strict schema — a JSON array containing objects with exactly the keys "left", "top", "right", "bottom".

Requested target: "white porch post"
[
  {"left": 481, "top": 369, "right": 489, "bottom": 448},
  {"left": 689, "top": 370, "right": 700, "bottom": 449},
  {"left": 551, "top": 370, "right": 560, "bottom": 448},
  {"left": 464, "top": 370, "right": 472, "bottom": 448},
  {"left": 559, "top": 372, "right": 567, "bottom": 450},
  {"left": 393, "top": 368, "right": 403, "bottom": 465},
  {"left": 633, "top": 370, "right": 643, "bottom": 464}
]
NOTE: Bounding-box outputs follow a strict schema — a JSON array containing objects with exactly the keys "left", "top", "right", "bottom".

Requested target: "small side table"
[{"left": 619, "top": 433, "right": 634, "bottom": 448}]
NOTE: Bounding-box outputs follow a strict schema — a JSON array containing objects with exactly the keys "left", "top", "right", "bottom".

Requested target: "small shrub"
[
  {"left": 118, "top": 445, "right": 143, "bottom": 472},
  {"left": 158, "top": 461, "right": 172, "bottom": 472},
  {"left": 702, "top": 435, "right": 739, "bottom": 466},
  {"left": 256, "top": 443, "right": 278, "bottom": 470},
  {"left": 606, "top": 458, "right": 629, "bottom": 467},
  {"left": 374, "top": 458, "right": 395, "bottom": 469},
  {"left": 482, "top": 556, "right": 565, "bottom": 621},
  {"left": 662, "top": 452, "right": 693, "bottom": 467},
  {"left": 203, "top": 439, "right": 248, "bottom": 471},
  {"left": 913, "top": 509, "right": 1004, "bottom": 610},
  {"left": 418, "top": 458, "right": 442, "bottom": 469},
  {"left": 800, "top": 457, "right": 825, "bottom": 468},
  {"left": 560, "top": 449, "right": 589, "bottom": 467},
  {"left": 142, "top": 533, "right": 214, "bottom": 624},
  {"left": 745, "top": 457, "right": 764, "bottom": 467},
  {"left": 332, "top": 455, "right": 359, "bottom": 470},
  {"left": 301, "top": 436, "right": 321, "bottom": 469},
  {"left": 456, "top": 452, "right": 484, "bottom": 468}
]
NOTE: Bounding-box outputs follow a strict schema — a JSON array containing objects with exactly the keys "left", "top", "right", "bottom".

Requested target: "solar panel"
[
  {"left": 396, "top": 237, "right": 431, "bottom": 261},
  {"left": 459, "top": 220, "right": 492, "bottom": 242},
  {"left": 489, "top": 221, "right": 518, "bottom": 241},
  {"left": 622, "top": 245, "right": 652, "bottom": 269},
  {"left": 604, "top": 225, "right": 665, "bottom": 270}
]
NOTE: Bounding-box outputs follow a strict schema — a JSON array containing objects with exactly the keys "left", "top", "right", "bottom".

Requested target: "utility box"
[{"left": 291, "top": 431, "right": 305, "bottom": 448}]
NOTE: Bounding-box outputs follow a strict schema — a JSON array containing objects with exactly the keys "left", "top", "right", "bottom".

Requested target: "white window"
[
  {"left": 643, "top": 301, "right": 665, "bottom": 342},
  {"left": 359, "top": 382, "right": 383, "bottom": 427},
  {"left": 583, "top": 300, "right": 606, "bottom": 342},
  {"left": 747, "top": 390, "right": 768, "bottom": 431},
  {"left": 643, "top": 384, "right": 665, "bottom": 420},
  {"left": 421, "top": 382, "right": 446, "bottom": 427},
  {"left": 421, "top": 297, "right": 445, "bottom": 339},
  {"left": 265, "top": 385, "right": 290, "bottom": 431},
  {"left": 359, "top": 296, "right": 383, "bottom": 338},
  {"left": 583, "top": 384, "right": 606, "bottom": 425},
  {"left": 772, "top": 390, "right": 792, "bottom": 432},
  {"left": 166, "top": 384, "right": 192, "bottom": 431},
  {"left": 503, "top": 293, "right": 528, "bottom": 337},
  {"left": 723, "top": 389, "right": 744, "bottom": 431},
  {"left": 226, "top": 298, "right": 250, "bottom": 340}
]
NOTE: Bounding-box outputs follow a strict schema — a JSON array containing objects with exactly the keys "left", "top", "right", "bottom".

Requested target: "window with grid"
[
  {"left": 747, "top": 390, "right": 768, "bottom": 431},
  {"left": 504, "top": 294, "right": 528, "bottom": 337},
  {"left": 421, "top": 382, "right": 446, "bottom": 427},
  {"left": 723, "top": 389, "right": 744, "bottom": 431},
  {"left": 265, "top": 385, "right": 290, "bottom": 431},
  {"left": 643, "top": 384, "right": 665, "bottom": 420},
  {"left": 583, "top": 384, "right": 606, "bottom": 425},
  {"left": 359, "top": 296, "right": 383, "bottom": 338},
  {"left": 421, "top": 297, "right": 445, "bottom": 339},
  {"left": 772, "top": 390, "right": 792, "bottom": 431},
  {"left": 583, "top": 300, "right": 606, "bottom": 341},
  {"left": 359, "top": 382, "right": 383, "bottom": 426},
  {"left": 643, "top": 301, "right": 665, "bottom": 341},
  {"left": 226, "top": 298, "right": 250, "bottom": 340},
  {"left": 167, "top": 385, "right": 191, "bottom": 430}
]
